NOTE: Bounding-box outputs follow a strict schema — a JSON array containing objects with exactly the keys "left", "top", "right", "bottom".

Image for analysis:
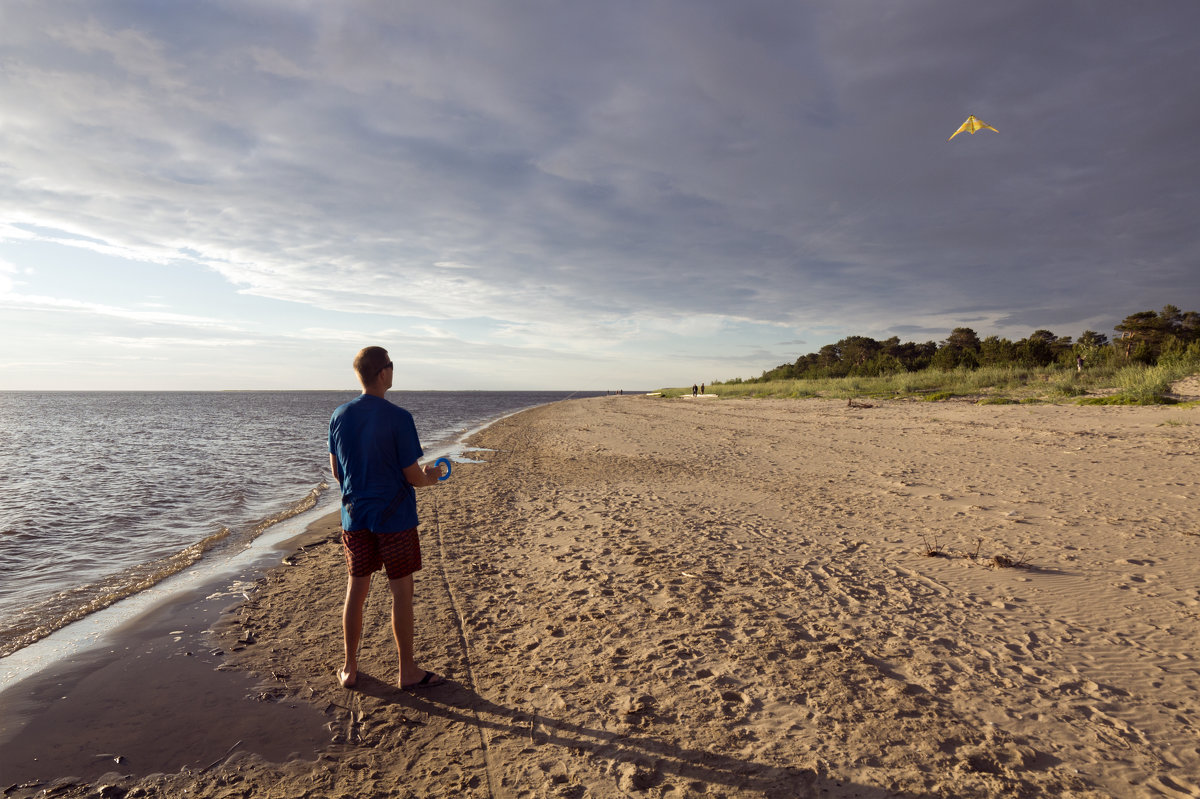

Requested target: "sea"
[{"left": 0, "top": 390, "right": 605, "bottom": 660}]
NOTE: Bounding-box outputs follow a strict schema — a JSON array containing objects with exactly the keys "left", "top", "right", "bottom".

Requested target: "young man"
[{"left": 328, "top": 346, "right": 446, "bottom": 689}]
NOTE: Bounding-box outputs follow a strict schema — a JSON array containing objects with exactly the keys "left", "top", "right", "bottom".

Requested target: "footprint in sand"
[
  {"left": 720, "top": 690, "right": 748, "bottom": 704},
  {"left": 1144, "top": 775, "right": 1200, "bottom": 799}
]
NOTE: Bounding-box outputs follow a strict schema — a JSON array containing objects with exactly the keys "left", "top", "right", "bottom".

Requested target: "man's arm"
[
  {"left": 329, "top": 453, "right": 341, "bottom": 487},
  {"left": 403, "top": 460, "right": 444, "bottom": 488}
]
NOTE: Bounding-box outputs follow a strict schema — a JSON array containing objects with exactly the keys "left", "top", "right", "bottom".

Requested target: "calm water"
[{"left": 0, "top": 390, "right": 600, "bottom": 657}]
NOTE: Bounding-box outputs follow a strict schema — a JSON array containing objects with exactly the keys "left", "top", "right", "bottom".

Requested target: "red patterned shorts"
[{"left": 342, "top": 527, "right": 422, "bottom": 580}]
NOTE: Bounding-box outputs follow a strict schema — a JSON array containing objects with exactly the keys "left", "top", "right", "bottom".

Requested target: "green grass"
[
  {"left": 659, "top": 349, "right": 1200, "bottom": 405},
  {"left": 1077, "top": 350, "right": 1200, "bottom": 405}
]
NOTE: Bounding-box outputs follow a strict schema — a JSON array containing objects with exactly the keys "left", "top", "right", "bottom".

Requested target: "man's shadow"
[{"left": 349, "top": 674, "right": 932, "bottom": 799}]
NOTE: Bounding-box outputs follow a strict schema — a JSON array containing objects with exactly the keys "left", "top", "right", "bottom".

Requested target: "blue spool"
[{"left": 435, "top": 457, "right": 452, "bottom": 481}]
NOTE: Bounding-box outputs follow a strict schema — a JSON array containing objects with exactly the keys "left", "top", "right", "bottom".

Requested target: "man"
[{"left": 328, "top": 346, "right": 446, "bottom": 690}]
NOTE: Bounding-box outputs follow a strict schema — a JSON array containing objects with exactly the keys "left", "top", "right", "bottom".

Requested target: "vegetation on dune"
[{"left": 659, "top": 305, "right": 1200, "bottom": 405}]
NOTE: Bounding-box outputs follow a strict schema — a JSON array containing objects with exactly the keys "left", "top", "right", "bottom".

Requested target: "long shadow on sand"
[{"left": 348, "top": 673, "right": 934, "bottom": 799}]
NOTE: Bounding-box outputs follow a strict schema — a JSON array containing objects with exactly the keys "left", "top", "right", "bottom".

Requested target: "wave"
[{"left": 0, "top": 481, "right": 329, "bottom": 658}]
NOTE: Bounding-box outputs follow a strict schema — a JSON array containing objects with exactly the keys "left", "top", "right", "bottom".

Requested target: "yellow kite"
[{"left": 948, "top": 115, "right": 998, "bottom": 141}]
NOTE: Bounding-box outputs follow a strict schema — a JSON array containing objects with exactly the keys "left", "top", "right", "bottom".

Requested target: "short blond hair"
[{"left": 353, "top": 346, "right": 391, "bottom": 384}]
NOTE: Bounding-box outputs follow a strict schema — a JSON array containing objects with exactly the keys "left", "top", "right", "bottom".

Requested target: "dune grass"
[
  {"left": 659, "top": 347, "right": 1200, "bottom": 405},
  {"left": 1077, "top": 350, "right": 1200, "bottom": 405}
]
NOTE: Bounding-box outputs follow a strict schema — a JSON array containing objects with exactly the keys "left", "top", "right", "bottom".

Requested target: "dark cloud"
[{"left": 2, "top": 0, "right": 1198, "bottom": 362}]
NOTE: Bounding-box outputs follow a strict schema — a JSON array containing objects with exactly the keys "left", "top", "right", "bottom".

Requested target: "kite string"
[{"left": 432, "top": 486, "right": 498, "bottom": 799}]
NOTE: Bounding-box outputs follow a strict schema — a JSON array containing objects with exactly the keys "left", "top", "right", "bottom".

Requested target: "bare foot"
[{"left": 338, "top": 667, "right": 358, "bottom": 688}]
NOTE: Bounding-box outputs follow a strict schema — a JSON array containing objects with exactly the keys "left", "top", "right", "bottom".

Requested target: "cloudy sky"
[{"left": 2, "top": 2, "right": 1198, "bottom": 390}]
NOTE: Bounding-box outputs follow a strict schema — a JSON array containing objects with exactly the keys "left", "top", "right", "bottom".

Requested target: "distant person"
[
  {"left": 692, "top": 384, "right": 698, "bottom": 397},
  {"left": 1076, "top": 354, "right": 1085, "bottom": 372},
  {"left": 328, "top": 346, "right": 447, "bottom": 690},
  {"left": 700, "top": 383, "right": 705, "bottom": 395}
]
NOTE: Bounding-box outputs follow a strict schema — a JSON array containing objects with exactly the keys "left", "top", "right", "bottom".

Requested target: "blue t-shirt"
[{"left": 328, "top": 394, "right": 424, "bottom": 533}]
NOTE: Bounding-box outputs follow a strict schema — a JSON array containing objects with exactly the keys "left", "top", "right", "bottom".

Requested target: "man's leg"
[
  {"left": 388, "top": 573, "right": 424, "bottom": 687},
  {"left": 339, "top": 574, "right": 372, "bottom": 687},
  {"left": 389, "top": 573, "right": 443, "bottom": 688}
]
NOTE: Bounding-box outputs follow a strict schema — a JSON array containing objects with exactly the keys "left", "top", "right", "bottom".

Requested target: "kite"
[{"left": 948, "top": 115, "right": 998, "bottom": 141}]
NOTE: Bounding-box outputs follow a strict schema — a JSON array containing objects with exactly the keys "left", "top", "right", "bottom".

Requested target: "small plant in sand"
[
  {"left": 917, "top": 536, "right": 1031, "bottom": 567},
  {"left": 991, "top": 552, "right": 1030, "bottom": 569},
  {"left": 920, "top": 534, "right": 948, "bottom": 558}
]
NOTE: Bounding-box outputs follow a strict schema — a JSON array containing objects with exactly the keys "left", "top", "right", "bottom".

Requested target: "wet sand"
[
  {"left": 3, "top": 395, "right": 1199, "bottom": 798},
  {"left": 0, "top": 563, "right": 332, "bottom": 789}
]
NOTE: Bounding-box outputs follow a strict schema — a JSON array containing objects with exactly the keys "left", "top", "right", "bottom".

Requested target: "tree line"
[{"left": 739, "top": 305, "right": 1200, "bottom": 383}]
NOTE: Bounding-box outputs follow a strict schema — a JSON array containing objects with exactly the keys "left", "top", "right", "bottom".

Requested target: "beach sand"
[{"left": 3, "top": 395, "right": 1199, "bottom": 798}]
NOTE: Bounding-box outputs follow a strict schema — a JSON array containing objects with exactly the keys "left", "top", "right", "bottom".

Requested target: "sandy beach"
[{"left": 4, "top": 395, "right": 1199, "bottom": 798}]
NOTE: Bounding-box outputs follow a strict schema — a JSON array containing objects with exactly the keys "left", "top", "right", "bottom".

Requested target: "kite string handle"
[{"left": 435, "top": 456, "right": 452, "bottom": 481}]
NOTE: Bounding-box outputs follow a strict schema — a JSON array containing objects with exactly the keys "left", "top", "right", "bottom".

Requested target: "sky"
[{"left": 2, "top": 1, "right": 1199, "bottom": 391}]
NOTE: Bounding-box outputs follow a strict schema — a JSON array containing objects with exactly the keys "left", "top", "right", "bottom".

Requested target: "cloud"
[
  {"left": 94, "top": 335, "right": 256, "bottom": 350},
  {"left": 2, "top": 0, "right": 1198, "bottom": 390},
  {"left": 0, "top": 290, "right": 243, "bottom": 332}
]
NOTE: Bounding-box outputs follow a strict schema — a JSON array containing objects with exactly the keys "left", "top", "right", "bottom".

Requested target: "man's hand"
[{"left": 403, "top": 460, "right": 442, "bottom": 487}]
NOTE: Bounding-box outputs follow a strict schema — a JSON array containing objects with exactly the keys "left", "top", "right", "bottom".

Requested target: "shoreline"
[
  {"left": 0, "top": 533, "right": 334, "bottom": 789},
  {"left": 0, "top": 392, "right": 563, "bottom": 672},
  {"left": 3, "top": 396, "right": 1198, "bottom": 797},
  {"left": 0, "top": 488, "right": 342, "bottom": 692},
  {"left": 0, "top": 389, "right": 599, "bottom": 663}
]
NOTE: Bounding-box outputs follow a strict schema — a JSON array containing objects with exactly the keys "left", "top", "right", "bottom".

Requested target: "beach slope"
[{"left": 9, "top": 395, "right": 1199, "bottom": 798}]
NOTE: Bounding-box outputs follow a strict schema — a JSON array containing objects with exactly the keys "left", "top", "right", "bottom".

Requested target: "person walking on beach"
[
  {"left": 328, "top": 346, "right": 447, "bottom": 690},
  {"left": 692, "top": 383, "right": 698, "bottom": 397}
]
